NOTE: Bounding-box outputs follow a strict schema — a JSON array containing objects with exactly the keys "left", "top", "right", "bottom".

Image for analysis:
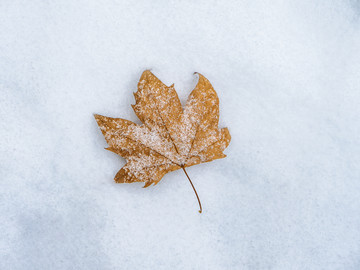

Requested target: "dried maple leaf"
[{"left": 94, "top": 70, "right": 231, "bottom": 213}]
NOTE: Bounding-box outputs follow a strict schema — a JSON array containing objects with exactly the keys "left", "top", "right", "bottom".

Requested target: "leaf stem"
[{"left": 181, "top": 166, "right": 202, "bottom": 213}]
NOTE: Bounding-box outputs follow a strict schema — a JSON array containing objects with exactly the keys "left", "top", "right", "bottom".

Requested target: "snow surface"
[{"left": 1, "top": 1, "right": 360, "bottom": 269}]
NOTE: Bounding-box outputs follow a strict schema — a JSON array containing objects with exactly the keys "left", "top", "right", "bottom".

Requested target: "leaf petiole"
[{"left": 181, "top": 166, "right": 202, "bottom": 213}]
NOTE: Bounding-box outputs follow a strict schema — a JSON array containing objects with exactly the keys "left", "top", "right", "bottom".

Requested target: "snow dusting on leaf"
[{"left": 94, "top": 70, "right": 231, "bottom": 188}]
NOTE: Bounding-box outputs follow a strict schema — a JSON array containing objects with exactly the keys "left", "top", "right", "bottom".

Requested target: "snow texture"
[{"left": 1, "top": 1, "right": 360, "bottom": 269}]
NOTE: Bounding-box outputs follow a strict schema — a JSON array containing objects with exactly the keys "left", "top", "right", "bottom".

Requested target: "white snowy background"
[{"left": 1, "top": 1, "right": 360, "bottom": 269}]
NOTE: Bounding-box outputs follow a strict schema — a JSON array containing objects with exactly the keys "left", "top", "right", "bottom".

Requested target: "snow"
[{"left": 1, "top": 0, "right": 360, "bottom": 269}]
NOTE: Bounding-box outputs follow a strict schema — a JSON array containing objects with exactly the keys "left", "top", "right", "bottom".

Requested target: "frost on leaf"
[{"left": 94, "top": 70, "right": 231, "bottom": 189}]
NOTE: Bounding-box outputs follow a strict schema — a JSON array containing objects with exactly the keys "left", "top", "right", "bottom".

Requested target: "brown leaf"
[{"left": 94, "top": 70, "right": 231, "bottom": 212}]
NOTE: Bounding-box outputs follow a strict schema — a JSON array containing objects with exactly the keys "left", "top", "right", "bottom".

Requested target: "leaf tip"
[
  {"left": 193, "top": 71, "right": 203, "bottom": 76},
  {"left": 93, "top": 114, "right": 103, "bottom": 121},
  {"left": 143, "top": 181, "right": 153, "bottom": 188},
  {"left": 193, "top": 72, "right": 207, "bottom": 83},
  {"left": 141, "top": 69, "right": 154, "bottom": 78}
]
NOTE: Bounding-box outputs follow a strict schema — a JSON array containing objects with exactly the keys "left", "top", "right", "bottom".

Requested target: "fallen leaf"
[{"left": 94, "top": 70, "right": 231, "bottom": 212}]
